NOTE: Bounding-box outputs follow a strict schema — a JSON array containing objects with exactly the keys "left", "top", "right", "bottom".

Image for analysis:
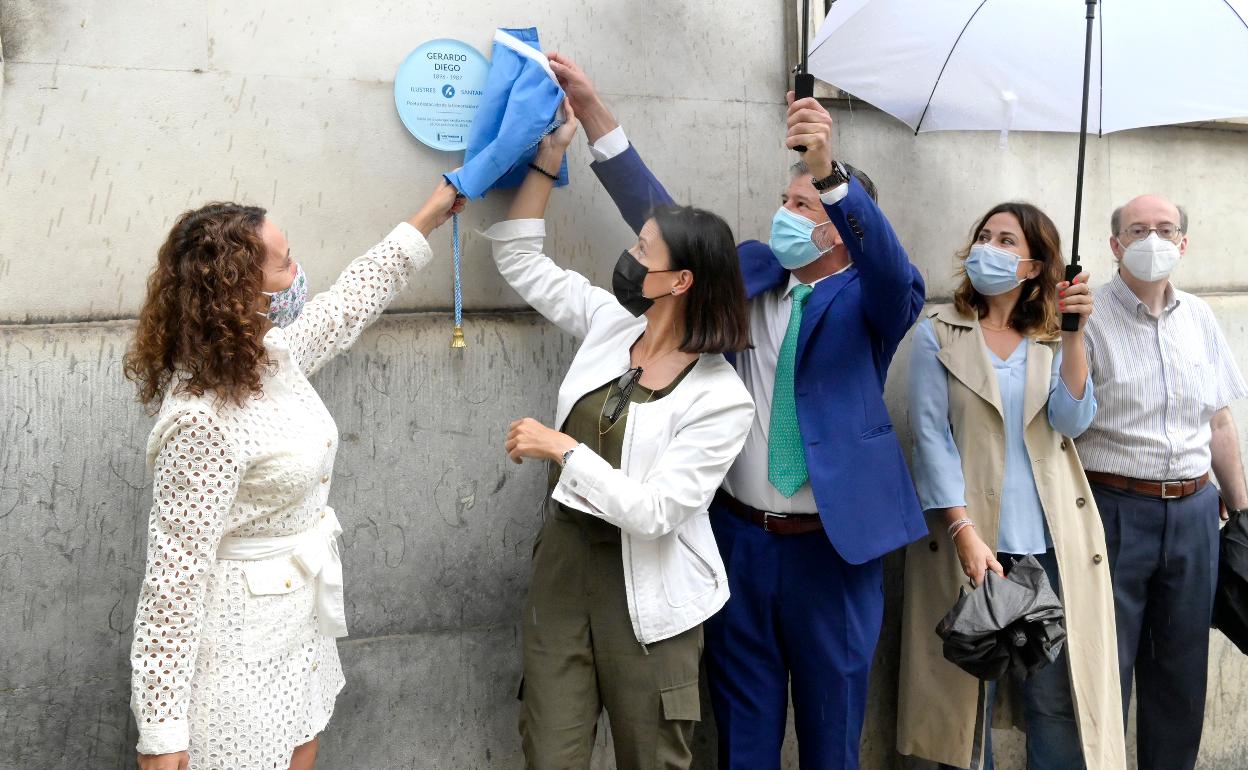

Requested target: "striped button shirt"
[{"left": 1076, "top": 272, "right": 1248, "bottom": 480}]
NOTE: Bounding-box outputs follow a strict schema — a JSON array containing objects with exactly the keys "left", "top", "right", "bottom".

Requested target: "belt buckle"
[
  {"left": 762, "top": 512, "right": 787, "bottom": 533},
  {"left": 1160, "top": 480, "right": 1183, "bottom": 499}
]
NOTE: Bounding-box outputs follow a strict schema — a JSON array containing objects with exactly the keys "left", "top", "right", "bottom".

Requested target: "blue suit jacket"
[{"left": 592, "top": 145, "right": 927, "bottom": 564}]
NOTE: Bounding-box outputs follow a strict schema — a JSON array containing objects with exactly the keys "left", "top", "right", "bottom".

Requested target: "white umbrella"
[
  {"left": 808, "top": 0, "right": 1248, "bottom": 135},
  {"left": 806, "top": 0, "right": 1248, "bottom": 328}
]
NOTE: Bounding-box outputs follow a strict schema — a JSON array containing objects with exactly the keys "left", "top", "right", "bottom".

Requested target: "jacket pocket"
[
  {"left": 660, "top": 519, "right": 720, "bottom": 608},
  {"left": 240, "top": 558, "right": 316, "bottom": 663},
  {"left": 678, "top": 533, "right": 718, "bottom": 583},
  {"left": 660, "top": 680, "right": 702, "bottom": 722},
  {"left": 861, "top": 423, "right": 895, "bottom": 439}
]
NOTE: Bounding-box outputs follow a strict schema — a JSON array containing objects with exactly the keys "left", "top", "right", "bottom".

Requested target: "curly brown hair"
[
  {"left": 124, "top": 202, "right": 272, "bottom": 409},
  {"left": 952, "top": 202, "right": 1064, "bottom": 338}
]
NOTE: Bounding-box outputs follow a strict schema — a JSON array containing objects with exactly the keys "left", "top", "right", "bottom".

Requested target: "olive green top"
[{"left": 549, "top": 361, "right": 698, "bottom": 504}]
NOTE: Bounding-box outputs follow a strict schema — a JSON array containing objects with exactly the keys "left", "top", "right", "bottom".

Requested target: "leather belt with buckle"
[
  {"left": 1085, "top": 471, "right": 1210, "bottom": 500},
  {"left": 713, "top": 490, "right": 823, "bottom": 536}
]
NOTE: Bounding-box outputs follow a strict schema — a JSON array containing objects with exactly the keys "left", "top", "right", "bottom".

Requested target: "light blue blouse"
[{"left": 908, "top": 318, "right": 1097, "bottom": 555}]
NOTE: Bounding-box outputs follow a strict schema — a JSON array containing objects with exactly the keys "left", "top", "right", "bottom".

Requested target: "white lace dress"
[{"left": 130, "top": 222, "right": 431, "bottom": 768}]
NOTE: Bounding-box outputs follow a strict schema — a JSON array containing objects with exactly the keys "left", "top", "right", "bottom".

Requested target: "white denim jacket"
[{"left": 485, "top": 218, "right": 755, "bottom": 644}]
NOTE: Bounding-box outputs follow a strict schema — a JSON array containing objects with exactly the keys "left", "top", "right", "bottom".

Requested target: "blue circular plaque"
[{"left": 394, "top": 38, "right": 489, "bottom": 152}]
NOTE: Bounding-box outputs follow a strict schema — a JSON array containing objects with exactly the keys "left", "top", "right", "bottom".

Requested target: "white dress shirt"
[
  {"left": 589, "top": 126, "right": 849, "bottom": 514},
  {"left": 1076, "top": 272, "right": 1248, "bottom": 480}
]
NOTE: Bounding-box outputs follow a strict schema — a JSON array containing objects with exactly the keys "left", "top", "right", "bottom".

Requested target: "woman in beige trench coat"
[{"left": 896, "top": 202, "right": 1125, "bottom": 770}]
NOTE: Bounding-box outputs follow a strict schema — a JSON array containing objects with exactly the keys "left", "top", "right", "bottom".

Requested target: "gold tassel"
[{"left": 450, "top": 324, "right": 466, "bottom": 349}]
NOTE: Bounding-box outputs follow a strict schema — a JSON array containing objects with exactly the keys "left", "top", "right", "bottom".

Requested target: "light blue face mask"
[
  {"left": 964, "top": 243, "right": 1034, "bottom": 296},
  {"left": 768, "top": 206, "right": 831, "bottom": 270}
]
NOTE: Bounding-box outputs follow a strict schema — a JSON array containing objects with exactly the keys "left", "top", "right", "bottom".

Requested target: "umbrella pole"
[
  {"left": 793, "top": 0, "right": 815, "bottom": 152},
  {"left": 1062, "top": 0, "right": 1098, "bottom": 332}
]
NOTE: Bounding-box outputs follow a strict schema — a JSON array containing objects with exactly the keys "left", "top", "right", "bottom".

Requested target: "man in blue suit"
[{"left": 548, "top": 54, "right": 927, "bottom": 770}]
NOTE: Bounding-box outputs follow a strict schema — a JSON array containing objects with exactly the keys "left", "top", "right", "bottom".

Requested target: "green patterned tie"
[{"left": 768, "top": 283, "right": 813, "bottom": 498}]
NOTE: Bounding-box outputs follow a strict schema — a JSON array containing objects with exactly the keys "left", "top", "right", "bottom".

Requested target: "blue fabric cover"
[{"left": 444, "top": 27, "right": 567, "bottom": 199}]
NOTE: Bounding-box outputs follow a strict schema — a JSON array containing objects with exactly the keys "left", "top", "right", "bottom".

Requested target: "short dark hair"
[
  {"left": 790, "top": 160, "right": 879, "bottom": 202},
  {"left": 650, "top": 205, "right": 751, "bottom": 354},
  {"left": 1111, "top": 202, "right": 1188, "bottom": 235}
]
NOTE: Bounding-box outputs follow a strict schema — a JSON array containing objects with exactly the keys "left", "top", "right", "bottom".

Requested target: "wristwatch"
[
  {"left": 812, "top": 160, "right": 850, "bottom": 193},
  {"left": 561, "top": 446, "right": 577, "bottom": 467}
]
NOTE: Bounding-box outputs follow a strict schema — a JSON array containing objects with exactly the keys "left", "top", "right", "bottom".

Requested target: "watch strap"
[{"left": 812, "top": 161, "right": 849, "bottom": 192}]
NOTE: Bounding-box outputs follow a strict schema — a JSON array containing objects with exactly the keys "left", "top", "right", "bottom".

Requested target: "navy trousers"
[
  {"left": 1092, "top": 482, "right": 1220, "bottom": 770},
  {"left": 703, "top": 500, "right": 884, "bottom": 770}
]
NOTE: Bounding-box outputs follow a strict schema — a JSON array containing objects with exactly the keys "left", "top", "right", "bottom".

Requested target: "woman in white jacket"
[
  {"left": 123, "top": 182, "right": 462, "bottom": 770},
  {"left": 491, "top": 105, "right": 755, "bottom": 770}
]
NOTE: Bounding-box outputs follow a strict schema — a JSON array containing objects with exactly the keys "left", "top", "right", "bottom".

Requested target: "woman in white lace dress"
[{"left": 123, "top": 181, "right": 463, "bottom": 770}]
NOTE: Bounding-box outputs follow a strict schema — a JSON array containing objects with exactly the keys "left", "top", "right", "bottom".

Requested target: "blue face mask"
[
  {"left": 964, "top": 243, "right": 1034, "bottom": 296},
  {"left": 769, "top": 206, "right": 830, "bottom": 270},
  {"left": 261, "top": 263, "right": 308, "bottom": 328}
]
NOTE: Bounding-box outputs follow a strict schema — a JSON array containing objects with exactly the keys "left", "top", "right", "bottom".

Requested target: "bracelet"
[
  {"left": 947, "top": 518, "right": 974, "bottom": 540},
  {"left": 528, "top": 162, "right": 559, "bottom": 182}
]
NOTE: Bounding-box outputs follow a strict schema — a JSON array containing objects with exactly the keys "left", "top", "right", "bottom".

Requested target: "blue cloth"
[
  {"left": 908, "top": 319, "right": 1096, "bottom": 554},
  {"left": 443, "top": 28, "right": 567, "bottom": 199},
  {"left": 939, "top": 550, "right": 1087, "bottom": 770},
  {"left": 591, "top": 144, "right": 928, "bottom": 566},
  {"left": 704, "top": 499, "right": 884, "bottom": 770},
  {"left": 1093, "top": 482, "right": 1220, "bottom": 770}
]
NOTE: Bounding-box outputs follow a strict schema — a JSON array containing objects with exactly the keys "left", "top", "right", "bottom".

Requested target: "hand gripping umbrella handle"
[
  {"left": 793, "top": 73, "right": 815, "bottom": 154},
  {"left": 1060, "top": 263, "right": 1081, "bottom": 333}
]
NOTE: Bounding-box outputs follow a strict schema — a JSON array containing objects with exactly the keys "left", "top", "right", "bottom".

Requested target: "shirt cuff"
[
  {"left": 385, "top": 221, "right": 430, "bottom": 261},
  {"left": 819, "top": 183, "right": 849, "bottom": 206},
  {"left": 589, "top": 126, "right": 629, "bottom": 163},
  {"left": 1057, "top": 372, "right": 1093, "bottom": 403},
  {"left": 136, "top": 720, "right": 190, "bottom": 756},
  {"left": 481, "top": 218, "right": 546, "bottom": 242},
  {"left": 557, "top": 443, "right": 606, "bottom": 501}
]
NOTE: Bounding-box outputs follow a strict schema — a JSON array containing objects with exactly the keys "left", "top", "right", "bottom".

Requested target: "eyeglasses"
[
  {"left": 1120, "top": 223, "right": 1182, "bottom": 242},
  {"left": 603, "top": 367, "right": 643, "bottom": 425}
]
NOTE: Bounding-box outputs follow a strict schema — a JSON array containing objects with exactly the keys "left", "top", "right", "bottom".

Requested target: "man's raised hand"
[{"left": 785, "top": 91, "right": 835, "bottom": 180}]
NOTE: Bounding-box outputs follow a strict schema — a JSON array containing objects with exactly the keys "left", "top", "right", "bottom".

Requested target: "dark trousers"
[
  {"left": 1092, "top": 482, "right": 1220, "bottom": 770},
  {"left": 703, "top": 500, "right": 884, "bottom": 770}
]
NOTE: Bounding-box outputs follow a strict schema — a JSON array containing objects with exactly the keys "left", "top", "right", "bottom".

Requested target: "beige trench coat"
[{"left": 896, "top": 306, "right": 1125, "bottom": 769}]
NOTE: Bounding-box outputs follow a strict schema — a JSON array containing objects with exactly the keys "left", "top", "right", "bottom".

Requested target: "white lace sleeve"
[
  {"left": 130, "top": 410, "right": 242, "bottom": 755},
  {"left": 282, "top": 222, "right": 433, "bottom": 377}
]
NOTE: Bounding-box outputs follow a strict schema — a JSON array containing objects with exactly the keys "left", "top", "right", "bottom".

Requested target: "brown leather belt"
[
  {"left": 1085, "top": 471, "right": 1210, "bottom": 500},
  {"left": 714, "top": 490, "right": 824, "bottom": 535}
]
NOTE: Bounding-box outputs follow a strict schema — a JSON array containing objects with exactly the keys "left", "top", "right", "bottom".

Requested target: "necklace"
[
  {"left": 596, "top": 337, "right": 686, "bottom": 448},
  {"left": 631, "top": 338, "right": 683, "bottom": 371},
  {"left": 980, "top": 318, "right": 1013, "bottom": 332},
  {"left": 598, "top": 379, "right": 655, "bottom": 452}
]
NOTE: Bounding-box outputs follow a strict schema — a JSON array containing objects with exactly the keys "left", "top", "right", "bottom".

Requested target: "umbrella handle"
[
  {"left": 1060, "top": 263, "right": 1082, "bottom": 332},
  {"left": 793, "top": 73, "right": 815, "bottom": 153}
]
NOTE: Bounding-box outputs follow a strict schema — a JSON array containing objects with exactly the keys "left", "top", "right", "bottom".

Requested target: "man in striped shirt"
[{"left": 1077, "top": 194, "right": 1248, "bottom": 770}]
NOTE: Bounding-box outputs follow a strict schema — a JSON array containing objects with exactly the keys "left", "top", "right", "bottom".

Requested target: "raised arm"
[
  {"left": 822, "top": 182, "right": 925, "bottom": 348},
  {"left": 787, "top": 91, "right": 924, "bottom": 347},
  {"left": 283, "top": 182, "right": 461, "bottom": 376},
  {"left": 548, "top": 52, "right": 675, "bottom": 234},
  {"left": 484, "top": 100, "right": 623, "bottom": 338}
]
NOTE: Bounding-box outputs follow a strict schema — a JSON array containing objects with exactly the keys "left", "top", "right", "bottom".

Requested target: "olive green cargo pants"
[{"left": 519, "top": 502, "right": 703, "bottom": 770}]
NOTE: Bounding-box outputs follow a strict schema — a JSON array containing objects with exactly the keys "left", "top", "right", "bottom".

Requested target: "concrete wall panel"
[{"left": 3, "top": 1, "right": 1248, "bottom": 768}]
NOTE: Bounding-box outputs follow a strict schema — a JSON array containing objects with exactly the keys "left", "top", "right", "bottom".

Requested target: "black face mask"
[{"left": 611, "top": 250, "right": 675, "bottom": 317}]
